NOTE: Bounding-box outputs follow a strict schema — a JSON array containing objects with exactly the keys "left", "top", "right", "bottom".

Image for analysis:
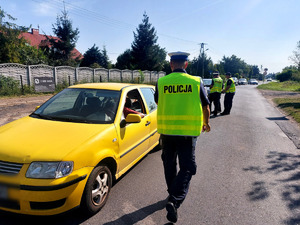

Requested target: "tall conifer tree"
[
  {"left": 131, "top": 12, "right": 166, "bottom": 71},
  {"left": 46, "top": 9, "right": 80, "bottom": 66}
]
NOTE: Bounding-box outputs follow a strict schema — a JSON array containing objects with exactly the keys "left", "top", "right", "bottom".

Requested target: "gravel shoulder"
[{"left": 0, "top": 95, "right": 53, "bottom": 127}]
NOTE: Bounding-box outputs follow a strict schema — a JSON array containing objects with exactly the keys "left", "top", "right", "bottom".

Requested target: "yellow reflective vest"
[
  {"left": 225, "top": 77, "right": 236, "bottom": 93},
  {"left": 157, "top": 73, "right": 203, "bottom": 136},
  {"left": 210, "top": 77, "right": 223, "bottom": 93}
]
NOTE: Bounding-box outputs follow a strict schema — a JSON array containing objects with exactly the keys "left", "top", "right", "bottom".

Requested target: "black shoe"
[
  {"left": 166, "top": 201, "right": 178, "bottom": 223},
  {"left": 220, "top": 112, "right": 229, "bottom": 115}
]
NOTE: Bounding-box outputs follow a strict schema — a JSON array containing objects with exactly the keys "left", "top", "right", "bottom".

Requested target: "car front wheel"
[{"left": 81, "top": 165, "right": 112, "bottom": 215}]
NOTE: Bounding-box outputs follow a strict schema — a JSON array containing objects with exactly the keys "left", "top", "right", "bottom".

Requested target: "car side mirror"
[{"left": 120, "top": 114, "right": 142, "bottom": 128}]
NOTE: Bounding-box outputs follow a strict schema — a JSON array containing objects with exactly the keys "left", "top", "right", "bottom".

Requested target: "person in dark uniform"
[
  {"left": 154, "top": 51, "right": 210, "bottom": 223},
  {"left": 209, "top": 71, "right": 223, "bottom": 116},
  {"left": 221, "top": 72, "right": 236, "bottom": 115}
]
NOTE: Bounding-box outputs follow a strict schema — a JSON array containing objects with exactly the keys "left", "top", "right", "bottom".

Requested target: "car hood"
[{"left": 0, "top": 116, "right": 112, "bottom": 163}]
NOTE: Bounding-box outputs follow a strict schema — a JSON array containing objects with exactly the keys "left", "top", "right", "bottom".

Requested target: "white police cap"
[{"left": 168, "top": 51, "right": 190, "bottom": 60}]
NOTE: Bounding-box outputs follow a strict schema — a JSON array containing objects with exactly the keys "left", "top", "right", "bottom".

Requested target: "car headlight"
[{"left": 26, "top": 161, "right": 73, "bottom": 179}]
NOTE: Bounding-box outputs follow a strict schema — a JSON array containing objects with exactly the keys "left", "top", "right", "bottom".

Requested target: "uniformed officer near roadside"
[
  {"left": 221, "top": 72, "right": 236, "bottom": 115},
  {"left": 154, "top": 51, "right": 211, "bottom": 223},
  {"left": 209, "top": 71, "right": 223, "bottom": 116}
]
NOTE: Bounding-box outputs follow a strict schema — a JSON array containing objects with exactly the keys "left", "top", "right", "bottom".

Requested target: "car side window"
[
  {"left": 123, "top": 89, "right": 146, "bottom": 117},
  {"left": 140, "top": 88, "right": 157, "bottom": 113}
]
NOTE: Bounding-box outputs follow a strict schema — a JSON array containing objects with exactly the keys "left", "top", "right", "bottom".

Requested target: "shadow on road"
[
  {"left": 266, "top": 116, "right": 289, "bottom": 121},
  {"left": 0, "top": 207, "right": 90, "bottom": 225},
  {"left": 243, "top": 151, "right": 300, "bottom": 225},
  {"left": 0, "top": 198, "right": 168, "bottom": 225},
  {"left": 103, "top": 199, "right": 167, "bottom": 225}
]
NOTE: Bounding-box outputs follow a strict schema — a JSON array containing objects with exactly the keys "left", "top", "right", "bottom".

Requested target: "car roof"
[{"left": 69, "top": 82, "right": 154, "bottom": 91}]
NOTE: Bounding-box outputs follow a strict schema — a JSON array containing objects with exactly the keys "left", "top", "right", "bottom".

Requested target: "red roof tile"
[{"left": 20, "top": 28, "right": 83, "bottom": 60}]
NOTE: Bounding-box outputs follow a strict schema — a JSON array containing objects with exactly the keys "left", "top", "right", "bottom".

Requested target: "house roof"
[{"left": 20, "top": 28, "right": 83, "bottom": 60}]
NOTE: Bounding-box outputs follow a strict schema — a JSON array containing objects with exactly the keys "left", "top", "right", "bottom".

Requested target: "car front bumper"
[{"left": 0, "top": 165, "right": 93, "bottom": 215}]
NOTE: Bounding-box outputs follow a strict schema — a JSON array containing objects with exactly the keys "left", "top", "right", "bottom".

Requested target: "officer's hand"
[{"left": 202, "top": 124, "right": 210, "bottom": 133}]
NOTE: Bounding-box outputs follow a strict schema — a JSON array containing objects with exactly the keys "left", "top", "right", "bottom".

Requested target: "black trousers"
[
  {"left": 208, "top": 92, "right": 221, "bottom": 115},
  {"left": 224, "top": 92, "right": 235, "bottom": 114},
  {"left": 160, "top": 135, "right": 197, "bottom": 209}
]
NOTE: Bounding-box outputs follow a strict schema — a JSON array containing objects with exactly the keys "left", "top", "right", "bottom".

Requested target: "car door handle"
[{"left": 145, "top": 121, "right": 151, "bottom": 126}]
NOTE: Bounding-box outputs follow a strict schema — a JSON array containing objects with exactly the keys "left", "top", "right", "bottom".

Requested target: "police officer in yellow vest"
[
  {"left": 209, "top": 71, "right": 223, "bottom": 116},
  {"left": 154, "top": 51, "right": 210, "bottom": 223},
  {"left": 221, "top": 72, "right": 236, "bottom": 115}
]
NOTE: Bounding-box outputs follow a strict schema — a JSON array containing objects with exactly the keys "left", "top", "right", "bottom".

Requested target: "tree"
[
  {"left": 276, "top": 69, "right": 295, "bottom": 82},
  {"left": 220, "top": 55, "right": 249, "bottom": 77},
  {"left": 19, "top": 44, "right": 48, "bottom": 65},
  {"left": 116, "top": 49, "right": 134, "bottom": 70},
  {"left": 248, "top": 65, "right": 260, "bottom": 78},
  {"left": 0, "top": 7, "right": 47, "bottom": 64},
  {"left": 0, "top": 7, "right": 26, "bottom": 63},
  {"left": 100, "top": 46, "right": 112, "bottom": 69},
  {"left": 277, "top": 68, "right": 300, "bottom": 82},
  {"left": 45, "top": 9, "right": 80, "bottom": 66},
  {"left": 289, "top": 41, "right": 300, "bottom": 70},
  {"left": 81, "top": 45, "right": 111, "bottom": 68},
  {"left": 80, "top": 44, "right": 102, "bottom": 67},
  {"left": 131, "top": 13, "right": 166, "bottom": 71},
  {"left": 187, "top": 54, "right": 213, "bottom": 78}
]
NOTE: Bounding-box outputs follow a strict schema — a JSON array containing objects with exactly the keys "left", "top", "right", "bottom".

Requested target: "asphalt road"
[{"left": 0, "top": 85, "right": 299, "bottom": 225}]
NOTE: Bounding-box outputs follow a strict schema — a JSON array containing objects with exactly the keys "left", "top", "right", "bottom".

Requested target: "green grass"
[
  {"left": 273, "top": 97, "right": 300, "bottom": 124},
  {"left": 257, "top": 81, "right": 300, "bottom": 92}
]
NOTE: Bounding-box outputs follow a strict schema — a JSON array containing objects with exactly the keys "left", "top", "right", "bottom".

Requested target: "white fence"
[{"left": 0, "top": 63, "right": 166, "bottom": 86}]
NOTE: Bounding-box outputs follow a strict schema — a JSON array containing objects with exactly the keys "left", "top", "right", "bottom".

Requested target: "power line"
[
  {"left": 31, "top": 0, "right": 201, "bottom": 45},
  {"left": 30, "top": 0, "right": 216, "bottom": 61},
  {"left": 31, "top": 0, "right": 135, "bottom": 31}
]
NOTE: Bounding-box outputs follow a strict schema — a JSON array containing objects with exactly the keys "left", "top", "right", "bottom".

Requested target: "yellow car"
[{"left": 0, "top": 83, "right": 159, "bottom": 215}]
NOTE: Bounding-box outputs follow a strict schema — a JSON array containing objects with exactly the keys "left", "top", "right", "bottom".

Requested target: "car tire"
[{"left": 81, "top": 165, "right": 112, "bottom": 215}]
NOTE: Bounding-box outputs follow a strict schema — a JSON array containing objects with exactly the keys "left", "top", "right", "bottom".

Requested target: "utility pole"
[{"left": 196, "top": 43, "right": 208, "bottom": 77}]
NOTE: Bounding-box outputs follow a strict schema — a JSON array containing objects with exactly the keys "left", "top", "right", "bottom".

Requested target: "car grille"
[{"left": 0, "top": 161, "right": 23, "bottom": 175}]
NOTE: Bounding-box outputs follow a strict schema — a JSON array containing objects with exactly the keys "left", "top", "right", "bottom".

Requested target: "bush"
[
  {"left": 22, "top": 85, "right": 35, "bottom": 94},
  {"left": 291, "top": 71, "right": 300, "bottom": 82},
  {"left": 0, "top": 75, "right": 21, "bottom": 96},
  {"left": 138, "top": 70, "right": 145, "bottom": 83},
  {"left": 55, "top": 79, "right": 69, "bottom": 93},
  {"left": 276, "top": 69, "right": 300, "bottom": 82}
]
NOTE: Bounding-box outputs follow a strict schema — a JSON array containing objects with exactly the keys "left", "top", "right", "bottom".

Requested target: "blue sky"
[{"left": 1, "top": 0, "right": 300, "bottom": 73}]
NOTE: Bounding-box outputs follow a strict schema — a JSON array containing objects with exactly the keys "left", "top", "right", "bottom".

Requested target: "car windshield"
[
  {"left": 31, "top": 88, "right": 121, "bottom": 124},
  {"left": 239, "top": 78, "right": 247, "bottom": 81},
  {"left": 203, "top": 79, "right": 212, "bottom": 86}
]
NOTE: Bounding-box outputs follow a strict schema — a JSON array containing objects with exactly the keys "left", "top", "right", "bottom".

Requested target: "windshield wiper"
[
  {"left": 31, "top": 113, "right": 91, "bottom": 123},
  {"left": 30, "top": 113, "right": 55, "bottom": 120},
  {"left": 57, "top": 117, "right": 89, "bottom": 123}
]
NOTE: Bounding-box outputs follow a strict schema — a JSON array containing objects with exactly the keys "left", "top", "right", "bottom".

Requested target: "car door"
[
  {"left": 116, "top": 88, "right": 151, "bottom": 175},
  {"left": 140, "top": 87, "right": 160, "bottom": 149}
]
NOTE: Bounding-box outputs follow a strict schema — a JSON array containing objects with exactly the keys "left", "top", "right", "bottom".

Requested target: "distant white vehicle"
[
  {"left": 266, "top": 78, "right": 272, "bottom": 82},
  {"left": 238, "top": 78, "right": 247, "bottom": 85},
  {"left": 202, "top": 78, "right": 212, "bottom": 95},
  {"left": 232, "top": 77, "right": 239, "bottom": 85},
  {"left": 248, "top": 79, "right": 258, "bottom": 85}
]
